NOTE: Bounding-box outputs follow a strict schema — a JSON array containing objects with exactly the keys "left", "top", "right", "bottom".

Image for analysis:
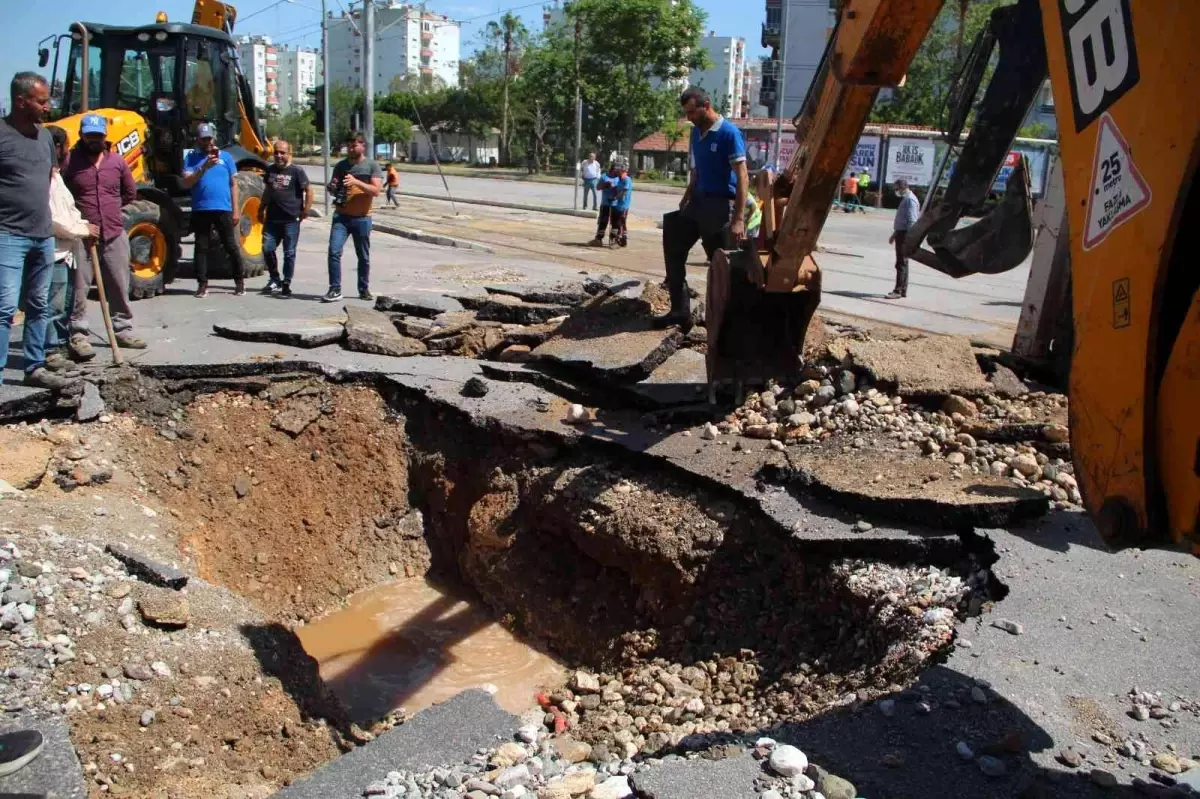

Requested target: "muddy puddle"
[{"left": 296, "top": 577, "right": 564, "bottom": 722}]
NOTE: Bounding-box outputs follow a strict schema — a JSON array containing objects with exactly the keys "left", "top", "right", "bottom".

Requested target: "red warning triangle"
[{"left": 1083, "top": 113, "right": 1151, "bottom": 251}]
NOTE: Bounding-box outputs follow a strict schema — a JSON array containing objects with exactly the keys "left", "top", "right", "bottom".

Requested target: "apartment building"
[
  {"left": 237, "top": 35, "right": 279, "bottom": 112},
  {"left": 760, "top": 0, "right": 836, "bottom": 119},
  {"left": 328, "top": 1, "right": 460, "bottom": 91},
  {"left": 686, "top": 35, "right": 746, "bottom": 117},
  {"left": 275, "top": 46, "right": 322, "bottom": 116}
]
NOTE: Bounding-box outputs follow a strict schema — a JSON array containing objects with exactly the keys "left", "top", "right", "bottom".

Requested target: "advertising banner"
[{"left": 887, "top": 137, "right": 936, "bottom": 186}]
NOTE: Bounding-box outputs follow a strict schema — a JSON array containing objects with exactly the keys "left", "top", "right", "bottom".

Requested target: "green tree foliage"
[
  {"left": 265, "top": 111, "right": 317, "bottom": 148},
  {"left": 329, "top": 84, "right": 365, "bottom": 145},
  {"left": 374, "top": 111, "right": 413, "bottom": 145},
  {"left": 869, "top": 0, "right": 1008, "bottom": 128}
]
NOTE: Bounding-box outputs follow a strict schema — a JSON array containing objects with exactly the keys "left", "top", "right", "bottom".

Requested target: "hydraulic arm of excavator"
[
  {"left": 710, "top": 0, "right": 1199, "bottom": 550},
  {"left": 191, "top": 0, "right": 271, "bottom": 162}
]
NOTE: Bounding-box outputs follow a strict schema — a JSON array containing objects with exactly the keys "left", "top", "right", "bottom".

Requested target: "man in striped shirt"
[{"left": 886, "top": 179, "right": 920, "bottom": 299}]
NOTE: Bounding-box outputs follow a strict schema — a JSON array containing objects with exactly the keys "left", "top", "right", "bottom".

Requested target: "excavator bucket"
[
  {"left": 903, "top": 0, "right": 1047, "bottom": 279},
  {"left": 909, "top": 156, "right": 1035, "bottom": 279}
]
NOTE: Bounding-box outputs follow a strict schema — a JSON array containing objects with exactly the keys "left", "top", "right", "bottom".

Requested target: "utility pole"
[
  {"left": 572, "top": 14, "right": 582, "bottom": 211},
  {"left": 774, "top": 0, "right": 789, "bottom": 169},
  {"left": 363, "top": 0, "right": 375, "bottom": 154},
  {"left": 322, "top": 0, "right": 331, "bottom": 216}
]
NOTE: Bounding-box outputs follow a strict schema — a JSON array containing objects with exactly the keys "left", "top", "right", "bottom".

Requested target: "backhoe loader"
[
  {"left": 36, "top": 0, "right": 272, "bottom": 299},
  {"left": 710, "top": 0, "right": 1198, "bottom": 553}
]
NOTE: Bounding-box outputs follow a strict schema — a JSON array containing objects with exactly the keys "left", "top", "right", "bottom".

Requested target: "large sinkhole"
[{"left": 126, "top": 373, "right": 995, "bottom": 758}]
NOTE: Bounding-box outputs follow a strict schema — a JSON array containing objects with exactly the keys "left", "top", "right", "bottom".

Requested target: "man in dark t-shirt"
[
  {"left": 258, "top": 139, "right": 312, "bottom": 296},
  {"left": 0, "top": 72, "right": 76, "bottom": 390}
]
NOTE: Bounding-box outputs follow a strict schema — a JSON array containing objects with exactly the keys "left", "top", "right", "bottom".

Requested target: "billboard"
[
  {"left": 846, "top": 135, "right": 881, "bottom": 180},
  {"left": 886, "top": 137, "right": 936, "bottom": 186}
]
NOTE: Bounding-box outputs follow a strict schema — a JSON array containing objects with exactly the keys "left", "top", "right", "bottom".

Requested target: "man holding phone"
[{"left": 182, "top": 123, "right": 245, "bottom": 298}]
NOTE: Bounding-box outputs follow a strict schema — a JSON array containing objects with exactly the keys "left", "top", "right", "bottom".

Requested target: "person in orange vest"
[
  {"left": 841, "top": 171, "right": 860, "bottom": 211},
  {"left": 384, "top": 163, "right": 400, "bottom": 207}
]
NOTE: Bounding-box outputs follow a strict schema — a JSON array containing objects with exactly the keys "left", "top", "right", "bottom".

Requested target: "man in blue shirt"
[
  {"left": 887, "top": 178, "right": 921, "bottom": 299},
  {"left": 182, "top": 123, "right": 245, "bottom": 298},
  {"left": 659, "top": 87, "right": 749, "bottom": 327},
  {"left": 589, "top": 157, "right": 633, "bottom": 247}
]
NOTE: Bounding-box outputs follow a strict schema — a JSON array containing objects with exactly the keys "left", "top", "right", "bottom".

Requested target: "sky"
[{"left": 4, "top": 0, "right": 766, "bottom": 105}]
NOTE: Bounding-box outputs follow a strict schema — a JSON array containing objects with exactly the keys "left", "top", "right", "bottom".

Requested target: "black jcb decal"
[{"left": 1059, "top": 0, "right": 1139, "bottom": 132}]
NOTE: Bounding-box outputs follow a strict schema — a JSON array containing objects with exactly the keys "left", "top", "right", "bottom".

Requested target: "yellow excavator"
[
  {"left": 711, "top": 0, "right": 1198, "bottom": 553},
  {"left": 36, "top": 0, "right": 271, "bottom": 298}
]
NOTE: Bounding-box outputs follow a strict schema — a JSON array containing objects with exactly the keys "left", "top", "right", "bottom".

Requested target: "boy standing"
[{"left": 590, "top": 159, "right": 633, "bottom": 247}]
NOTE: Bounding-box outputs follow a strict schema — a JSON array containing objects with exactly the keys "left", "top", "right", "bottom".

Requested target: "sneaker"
[
  {"left": 115, "top": 333, "right": 147, "bottom": 349},
  {"left": 233, "top": 280, "right": 246, "bottom": 297},
  {"left": 321, "top": 289, "right": 343, "bottom": 303},
  {"left": 262, "top": 279, "right": 281, "bottom": 294},
  {"left": 280, "top": 281, "right": 292, "bottom": 297},
  {"left": 884, "top": 290, "right": 906, "bottom": 300},
  {"left": 24, "top": 367, "right": 79, "bottom": 391},
  {"left": 359, "top": 289, "right": 374, "bottom": 302},
  {"left": 44, "top": 351, "right": 71, "bottom": 372},
  {"left": 587, "top": 237, "right": 604, "bottom": 247},
  {"left": 195, "top": 283, "right": 209, "bottom": 299},
  {"left": 0, "top": 729, "right": 44, "bottom": 777},
  {"left": 68, "top": 332, "right": 95, "bottom": 362}
]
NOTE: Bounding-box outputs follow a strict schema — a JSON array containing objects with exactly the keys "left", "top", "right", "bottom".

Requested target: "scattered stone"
[
  {"left": 1058, "top": 749, "right": 1083, "bottom": 768},
  {"left": 137, "top": 591, "right": 190, "bottom": 629},
  {"left": 769, "top": 744, "right": 808, "bottom": 777},
  {"left": 139, "top": 710, "right": 155, "bottom": 727},
  {"left": 700, "top": 423, "right": 719, "bottom": 440},
  {"left": 571, "top": 671, "right": 601, "bottom": 694},
  {"left": 233, "top": 474, "right": 252, "bottom": 499},
  {"left": 1153, "top": 753, "right": 1183, "bottom": 775},
  {"left": 1131, "top": 706, "right": 1150, "bottom": 721},
  {"left": 553, "top": 738, "right": 592, "bottom": 764},
  {"left": 854, "top": 520, "right": 874, "bottom": 532},
  {"left": 105, "top": 544, "right": 188, "bottom": 590},
  {"left": 590, "top": 776, "right": 632, "bottom": 799},
  {"left": 991, "top": 618, "right": 1024, "bottom": 635},
  {"left": 375, "top": 292, "right": 465, "bottom": 318},
  {"left": 977, "top": 755, "right": 1007, "bottom": 778},
  {"left": 971, "top": 686, "right": 989, "bottom": 704},
  {"left": 989, "top": 364, "right": 1029, "bottom": 398},
  {"left": 565, "top": 405, "right": 589, "bottom": 425},
  {"left": 942, "top": 395, "right": 978, "bottom": 418},
  {"left": 271, "top": 403, "right": 322, "bottom": 437},
  {"left": 498, "top": 345, "right": 534, "bottom": 363},
  {"left": 1090, "top": 769, "right": 1118, "bottom": 788},
  {"left": 462, "top": 377, "right": 491, "bottom": 398},
  {"left": 76, "top": 382, "right": 105, "bottom": 422},
  {"left": 835, "top": 370, "right": 856, "bottom": 395},
  {"left": 123, "top": 663, "right": 154, "bottom": 681},
  {"left": 812, "top": 766, "right": 856, "bottom": 799},
  {"left": 957, "top": 741, "right": 974, "bottom": 761}
]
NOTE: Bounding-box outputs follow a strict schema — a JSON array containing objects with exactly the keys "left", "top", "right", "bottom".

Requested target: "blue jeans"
[
  {"left": 46, "top": 259, "right": 75, "bottom": 350},
  {"left": 327, "top": 213, "right": 371, "bottom": 294},
  {"left": 582, "top": 178, "right": 598, "bottom": 209},
  {"left": 263, "top": 219, "right": 301, "bottom": 284},
  {"left": 0, "top": 233, "right": 55, "bottom": 382}
]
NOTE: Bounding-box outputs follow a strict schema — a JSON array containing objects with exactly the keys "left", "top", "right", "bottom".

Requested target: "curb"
[
  {"left": 397, "top": 191, "right": 596, "bottom": 218},
  {"left": 372, "top": 222, "right": 495, "bottom": 253}
]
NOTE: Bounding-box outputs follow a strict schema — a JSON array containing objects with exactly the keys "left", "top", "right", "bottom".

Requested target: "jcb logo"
[
  {"left": 115, "top": 130, "right": 141, "bottom": 156},
  {"left": 1060, "top": 0, "right": 1139, "bottom": 132}
]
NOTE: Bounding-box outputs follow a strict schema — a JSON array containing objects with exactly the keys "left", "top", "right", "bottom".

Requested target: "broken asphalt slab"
[
  {"left": 343, "top": 305, "right": 428, "bottom": 357},
  {"left": 374, "top": 292, "right": 465, "bottom": 318},
  {"left": 632, "top": 348, "right": 709, "bottom": 407},
  {"left": 533, "top": 326, "right": 683, "bottom": 383},
  {"left": 0, "top": 715, "right": 87, "bottom": 798},
  {"left": 829, "top": 334, "right": 991, "bottom": 397},
  {"left": 483, "top": 282, "right": 590, "bottom": 306},
  {"left": 0, "top": 383, "right": 54, "bottom": 424},
  {"left": 455, "top": 293, "right": 575, "bottom": 325},
  {"left": 211, "top": 318, "right": 346, "bottom": 348},
  {"left": 270, "top": 690, "right": 518, "bottom": 799},
  {"left": 105, "top": 543, "right": 188, "bottom": 589}
]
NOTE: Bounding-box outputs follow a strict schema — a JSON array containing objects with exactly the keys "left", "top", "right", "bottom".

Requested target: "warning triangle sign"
[{"left": 1083, "top": 113, "right": 1151, "bottom": 251}]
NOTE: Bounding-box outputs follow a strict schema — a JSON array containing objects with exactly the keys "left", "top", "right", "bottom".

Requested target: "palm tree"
[{"left": 484, "top": 12, "right": 528, "bottom": 166}]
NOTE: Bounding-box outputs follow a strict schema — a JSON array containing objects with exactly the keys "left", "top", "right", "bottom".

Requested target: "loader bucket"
[
  {"left": 705, "top": 246, "right": 821, "bottom": 387},
  {"left": 909, "top": 157, "right": 1035, "bottom": 279}
]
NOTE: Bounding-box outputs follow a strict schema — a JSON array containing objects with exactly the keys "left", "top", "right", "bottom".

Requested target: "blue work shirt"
[
  {"left": 599, "top": 174, "right": 633, "bottom": 211},
  {"left": 688, "top": 116, "right": 746, "bottom": 198},
  {"left": 183, "top": 149, "right": 238, "bottom": 212}
]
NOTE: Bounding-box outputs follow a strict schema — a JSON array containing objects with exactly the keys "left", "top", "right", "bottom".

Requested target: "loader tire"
[
  {"left": 204, "top": 171, "right": 267, "bottom": 280},
  {"left": 123, "top": 199, "right": 180, "bottom": 300}
]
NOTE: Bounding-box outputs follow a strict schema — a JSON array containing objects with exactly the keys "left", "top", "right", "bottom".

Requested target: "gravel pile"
[
  {"left": 710, "top": 367, "right": 1081, "bottom": 508},
  {"left": 358, "top": 728, "right": 640, "bottom": 798},
  {"left": 542, "top": 559, "right": 980, "bottom": 758}
]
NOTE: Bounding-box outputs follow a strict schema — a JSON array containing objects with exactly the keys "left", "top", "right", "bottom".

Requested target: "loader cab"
[{"left": 50, "top": 21, "right": 261, "bottom": 192}]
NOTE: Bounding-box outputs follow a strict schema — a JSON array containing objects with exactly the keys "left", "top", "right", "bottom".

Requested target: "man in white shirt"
[
  {"left": 579, "top": 152, "right": 601, "bottom": 210},
  {"left": 45, "top": 125, "right": 93, "bottom": 372}
]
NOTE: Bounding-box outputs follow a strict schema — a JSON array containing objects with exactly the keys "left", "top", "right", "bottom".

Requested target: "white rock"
[
  {"left": 760, "top": 792, "right": 784, "bottom": 799},
  {"left": 755, "top": 737, "right": 777, "bottom": 749},
  {"left": 589, "top": 775, "right": 633, "bottom": 799},
  {"left": 700, "top": 423, "right": 719, "bottom": 440},
  {"left": 150, "top": 661, "right": 172, "bottom": 678},
  {"left": 571, "top": 671, "right": 601, "bottom": 694},
  {"left": 791, "top": 774, "right": 816, "bottom": 791},
  {"left": 566, "top": 404, "right": 589, "bottom": 424},
  {"left": 17, "top": 603, "right": 35, "bottom": 622},
  {"left": 97, "top": 684, "right": 114, "bottom": 698},
  {"left": 956, "top": 741, "right": 974, "bottom": 760},
  {"left": 768, "top": 744, "right": 808, "bottom": 777},
  {"left": 494, "top": 765, "right": 530, "bottom": 790},
  {"left": 517, "top": 725, "right": 542, "bottom": 744}
]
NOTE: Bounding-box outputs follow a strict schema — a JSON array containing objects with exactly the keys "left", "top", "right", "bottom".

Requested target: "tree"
[
  {"left": 388, "top": 71, "right": 448, "bottom": 95},
  {"left": 568, "top": 0, "right": 709, "bottom": 153},
  {"left": 662, "top": 117, "right": 687, "bottom": 154},
  {"left": 374, "top": 111, "right": 413, "bottom": 146},
  {"left": 328, "top": 84, "right": 365, "bottom": 145},
  {"left": 481, "top": 12, "right": 530, "bottom": 165},
  {"left": 1017, "top": 121, "right": 1053, "bottom": 139},
  {"left": 869, "top": 0, "right": 1007, "bottom": 128}
]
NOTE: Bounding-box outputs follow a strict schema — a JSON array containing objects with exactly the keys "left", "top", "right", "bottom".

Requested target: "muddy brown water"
[{"left": 296, "top": 577, "right": 565, "bottom": 723}]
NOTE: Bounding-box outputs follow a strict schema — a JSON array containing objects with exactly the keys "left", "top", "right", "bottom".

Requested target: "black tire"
[
  {"left": 123, "top": 199, "right": 180, "bottom": 300},
  {"left": 203, "top": 171, "right": 268, "bottom": 280}
]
